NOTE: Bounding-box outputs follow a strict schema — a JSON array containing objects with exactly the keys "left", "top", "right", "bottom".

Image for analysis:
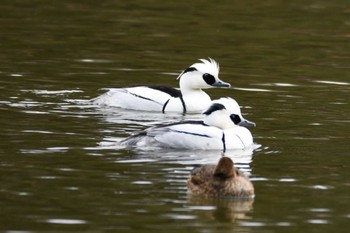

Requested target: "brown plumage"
[{"left": 187, "top": 157, "right": 254, "bottom": 198}]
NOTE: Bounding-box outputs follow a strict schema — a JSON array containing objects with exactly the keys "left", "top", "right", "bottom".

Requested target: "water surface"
[{"left": 0, "top": 0, "right": 349, "bottom": 232}]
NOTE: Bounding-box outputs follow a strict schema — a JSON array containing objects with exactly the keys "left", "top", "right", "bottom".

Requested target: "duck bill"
[
  {"left": 238, "top": 118, "right": 256, "bottom": 127},
  {"left": 211, "top": 80, "right": 231, "bottom": 88}
]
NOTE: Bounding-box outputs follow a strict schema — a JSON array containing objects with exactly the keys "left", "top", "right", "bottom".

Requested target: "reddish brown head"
[{"left": 213, "top": 157, "right": 236, "bottom": 179}]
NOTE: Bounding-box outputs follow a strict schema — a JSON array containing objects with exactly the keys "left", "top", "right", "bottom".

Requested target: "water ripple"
[
  {"left": 77, "top": 59, "right": 112, "bottom": 63},
  {"left": 256, "top": 82, "right": 298, "bottom": 87},
  {"left": 46, "top": 219, "right": 87, "bottom": 225},
  {"left": 23, "top": 89, "right": 83, "bottom": 95},
  {"left": 307, "top": 219, "right": 329, "bottom": 224},
  {"left": 233, "top": 87, "right": 273, "bottom": 92},
  {"left": 314, "top": 80, "right": 350, "bottom": 85}
]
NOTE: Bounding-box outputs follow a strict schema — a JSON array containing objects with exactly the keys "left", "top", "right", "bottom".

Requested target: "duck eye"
[
  {"left": 230, "top": 114, "right": 241, "bottom": 125},
  {"left": 203, "top": 73, "right": 215, "bottom": 85}
]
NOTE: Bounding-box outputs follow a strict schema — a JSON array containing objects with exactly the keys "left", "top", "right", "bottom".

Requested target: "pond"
[{"left": 0, "top": 0, "right": 349, "bottom": 232}]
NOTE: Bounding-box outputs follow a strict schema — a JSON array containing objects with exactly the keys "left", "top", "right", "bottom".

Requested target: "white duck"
[
  {"left": 120, "top": 97, "right": 255, "bottom": 151},
  {"left": 91, "top": 58, "right": 230, "bottom": 114}
]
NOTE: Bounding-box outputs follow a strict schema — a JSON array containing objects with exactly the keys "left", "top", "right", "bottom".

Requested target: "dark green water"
[{"left": 1, "top": 0, "right": 349, "bottom": 232}]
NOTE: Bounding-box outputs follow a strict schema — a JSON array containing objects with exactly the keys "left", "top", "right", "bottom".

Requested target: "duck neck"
[
  {"left": 179, "top": 73, "right": 206, "bottom": 96},
  {"left": 180, "top": 87, "right": 205, "bottom": 96}
]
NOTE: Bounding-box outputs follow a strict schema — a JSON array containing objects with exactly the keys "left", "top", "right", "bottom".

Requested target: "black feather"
[
  {"left": 148, "top": 86, "right": 182, "bottom": 98},
  {"left": 203, "top": 103, "right": 226, "bottom": 115}
]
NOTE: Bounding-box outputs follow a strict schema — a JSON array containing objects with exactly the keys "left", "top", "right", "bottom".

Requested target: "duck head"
[
  {"left": 177, "top": 58, "right": 230, "bottom": 93},
  {"left": 213, "top": 157, "right": 236, "bottom": 179},
  {"left": 203, "top": 97, "right": 256, "bottom": 129}
]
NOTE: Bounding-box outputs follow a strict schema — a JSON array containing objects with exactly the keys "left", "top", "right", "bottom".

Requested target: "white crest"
[{"left": 177, "top": 58, "right": 220, "bottom": 80}]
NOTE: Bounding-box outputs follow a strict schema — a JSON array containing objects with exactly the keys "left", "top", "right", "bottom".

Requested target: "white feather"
[{"left": 121, "top": 97, "right": 255, "bottom": 150}]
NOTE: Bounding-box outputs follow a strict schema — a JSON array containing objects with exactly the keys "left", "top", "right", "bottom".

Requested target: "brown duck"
[{"left": 187, "top": 157, "right": 254, "bottom": 198}]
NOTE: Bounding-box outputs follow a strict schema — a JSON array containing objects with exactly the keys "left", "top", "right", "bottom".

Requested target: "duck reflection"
[
  {"left": 113, "top": 148, "right": 257, "bottom": 176},
  {"left": 187, "top": 196, "right": 254, "bottom": 223}
]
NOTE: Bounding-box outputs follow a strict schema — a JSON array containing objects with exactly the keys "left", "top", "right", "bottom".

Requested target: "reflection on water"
[
  {"left": 46, "top": 218, "right": 87, "bottom": 225},
  {"left": 314, "top": 80, "right": 350, "bottom": 86},
  {"left": 186, "top": 197, "right": 254, "bottom": 223}
]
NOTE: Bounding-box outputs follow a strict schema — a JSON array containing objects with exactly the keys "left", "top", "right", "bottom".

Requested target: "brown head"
[{"left": 213, "top": 157, "right": 236, "bottom": 179}]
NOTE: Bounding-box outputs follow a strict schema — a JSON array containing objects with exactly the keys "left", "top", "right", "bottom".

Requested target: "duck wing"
[
  {"left": 92, "top": 86, "right": 184, "bottom": 112},
  {"left": 148, "top": 121, "right": 224, "bottom": 150},
  {"left": 148, "top": 86, "right": 182, "bottom": 98}
]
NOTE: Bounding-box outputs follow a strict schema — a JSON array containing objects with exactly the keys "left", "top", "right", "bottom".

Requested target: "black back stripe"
[
  {"left": 221, "top": 132, "right": 226, "bottom": 153},
  {"left": 161, "top": 97, "right": 186, "bottom": 114},
  {"left": 129, "top": 92, "right": 160, "bottom": 104},
  {"left": 145, "top": 86, "right": 186, "bottom": 114},
  {"left": 179, "top": 96, "right": 187, "bottom": 115},
  {"left": 162, "top": 99, "right": 170, "bottom": 113},
  {"left": 161, "top": 120, "right": 208, "bottom": 128},
  {"left": 148, "top": 86, "right": 182, "bottom": 98},
  {"left": 170, "top": 129, "right": 211, "bottom": 138}
]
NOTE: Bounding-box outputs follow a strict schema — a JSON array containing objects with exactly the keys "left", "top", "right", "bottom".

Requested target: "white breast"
[
  {"left": 164, "top": 91, "right": 212, "bottom": 113},
  {"left": 223, "top": 127, "right": 254, "bottom": 150}
]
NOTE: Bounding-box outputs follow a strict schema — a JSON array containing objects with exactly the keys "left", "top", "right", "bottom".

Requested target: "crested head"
[
  {"left": 203, "top": 98, "right": 241, "bottom": 129},
  {"left": 176, "top": 58, "right": 230, "bottom": 91},
  {"left": 211, "top": 97, "right": 241, "bottom": 115},
  {"left": 203, "top": 97, "right": 256, "bottom": 129},
  {"left": 190, "top": 58, "right": 220, "bottom": 78},
  {"left": 177, "top": 58, "right": 220, "bottom": 80}
]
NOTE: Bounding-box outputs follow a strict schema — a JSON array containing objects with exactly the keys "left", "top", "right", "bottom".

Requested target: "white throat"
[{"left": 179, "top": 72, "right": 209, "bottom": 94}]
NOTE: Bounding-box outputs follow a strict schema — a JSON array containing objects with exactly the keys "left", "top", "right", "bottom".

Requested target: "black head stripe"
[
  {"left": 203, "top": 103, "right": 226, "bottom": 115},
  {"left": 203, "top": 73, "right": 216, "bottom": 85},
  {"left": 182, "top": 67, "right": 197, "bottom": 74},
  {"left": 230, "top": 114, "right": 241, "bottom": 125}
]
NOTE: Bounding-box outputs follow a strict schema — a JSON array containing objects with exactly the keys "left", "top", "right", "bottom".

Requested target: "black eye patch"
[
  {"left": 203, "top": 73, "right": 216, "bottom": 85},
  {"left": 230, "top": 114, "right": 241, "bottom": 124},
  {"left": 203, "top": 103, "right": 226, "bottom": 115}
]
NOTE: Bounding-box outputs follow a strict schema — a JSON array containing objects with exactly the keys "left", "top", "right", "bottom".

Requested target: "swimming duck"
[
  {"left": 187, "top": 157, "right": 255, "bottom": 198},
  {"left": 120, "top": 97, "right": 255, "bottom": 151},
  {"left": 91, "top": 58, "right": 230, "bottom": 114}
]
